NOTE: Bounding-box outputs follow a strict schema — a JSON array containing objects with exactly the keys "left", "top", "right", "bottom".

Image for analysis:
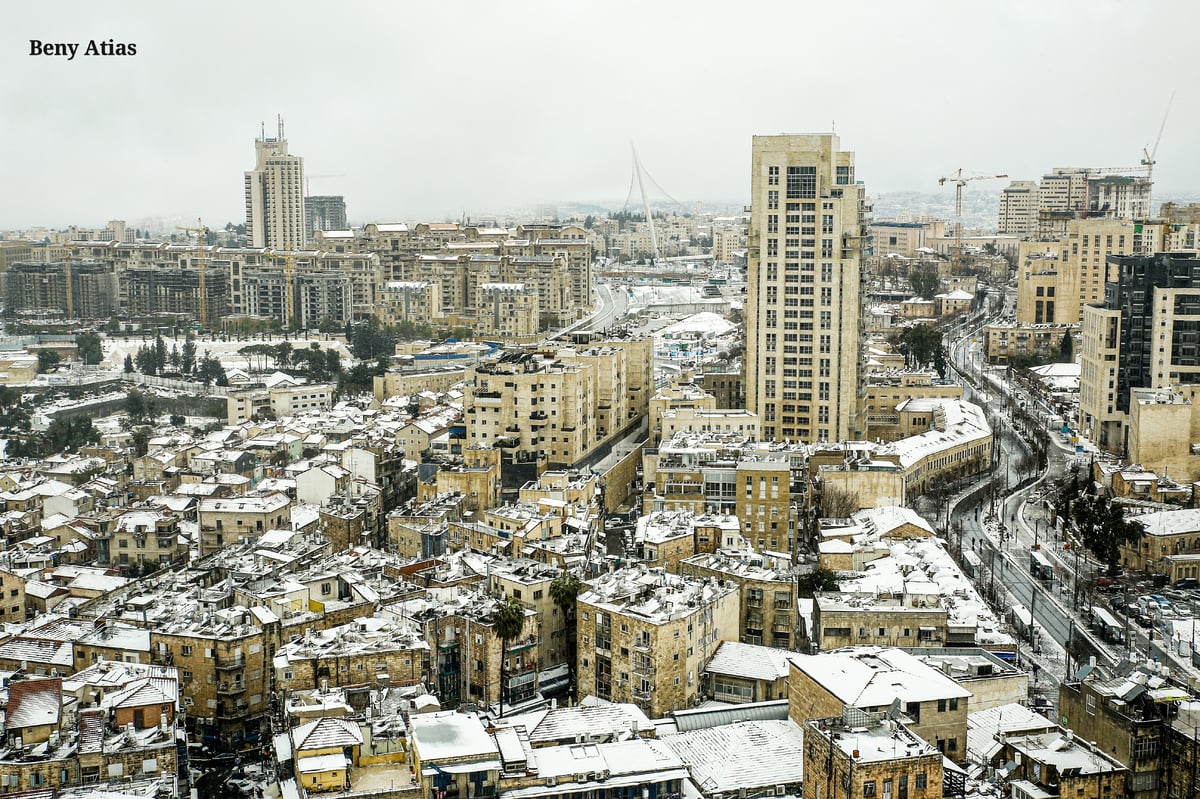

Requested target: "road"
[{"left": 556, "top": 281, "right": 630, "bottom": 340}]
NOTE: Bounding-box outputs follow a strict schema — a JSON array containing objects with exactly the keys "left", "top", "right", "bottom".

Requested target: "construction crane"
[
  {"left": 938, "top": 170, "right": 1008, "bottom": 267},
  {"left": 282, "top": 247, "right": 296, "bottom": 330},
  {"left": 305, "top": 174, "right": 344, "bottom": 196},
  {"left": 63, "top": 243, "right": 74, "bottom": 320},
  {"left": 1141, "top": 91, "right": 1174, "bottom": 215},
  {"left": 175, "top": 219, "right": 210, "bottom": 328}
]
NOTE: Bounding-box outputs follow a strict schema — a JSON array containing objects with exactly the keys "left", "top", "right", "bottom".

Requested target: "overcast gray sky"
[{"left": 3, "top": 0, "right": 1195, "bottom": 229}]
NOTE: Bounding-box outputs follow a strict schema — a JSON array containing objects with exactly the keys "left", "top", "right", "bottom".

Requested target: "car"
[{"left": 1174, "top": 578, "right": 1200, "bottom": 590}]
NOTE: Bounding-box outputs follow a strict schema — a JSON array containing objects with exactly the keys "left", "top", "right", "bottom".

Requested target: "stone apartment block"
[
  {"left": 487, "top": 559, "right": 569, "bottom": 675},
  {"left": 386, "top": 592, "right": 539, "bottom": 708},
  {"left": 789, "top": 647, "right": 971, "bottom": 760},
  {"left": 802, "top": 712, "right": 945, "bottom": 799},
  {"left": 576, "top": 566, "right": 739, "bottom": 718},
  {"left": 813, "top": 595, "right": 949, "bottom": 651},
  {"left": 864, "top": 372, "right": 963, "bottom": 442},
  {"left": 226, "top": 382, "right": 333, "bottom": 425},
  {"left": 1125, "top": 385, "right": 1200, "bottom": 486},
  {"left": 1001, "top": 730, "right": 1127, "bottom": 799},
  {"left": 745, "top": 134, "right": 869, "bottom": 444},
  {"left": 107, "top": 509, "right": 186, "bottom": 575},
  {"left": 273, "top": 617, "right": 429, "bottom": 693},
  {"left": 1057, "top": 662, "right": 1165, "bottom": 799},
  {"left": 1015, "top": 218, "right": 1155, "bottom": 327},
  {"left": 0, "top": 569, "right": 26, "bottom": 624},
  {"left": 680, "top": 552, "right": 796, "bottom": 649},
  {"left": 464, "top": 339, "right": 650, "bottom": 471},
  {"left": 65, "top": 241, "right": 382, "bottom": 326},
  {"left": 197, "top": 492, "right": 293, "bottom": 555},
  {"left": 376, "top": 280, "right": 443, "bottom": 328}
]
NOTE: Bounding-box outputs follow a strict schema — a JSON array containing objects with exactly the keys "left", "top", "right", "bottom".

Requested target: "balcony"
[
  {"left": 217, "top": 682, "right": 246, "bottom": 696},
  {"left": 746, "top": 596, "right": 763, "bottom": 609},
  {"left": 215, "top": 655, "right": 245, "bottom": 671},
  {"left": 505, "top": 637, "right": 537, "bottom": 654},
  {"left": 774, "top": 599, "right": 792, "bottom": 610},
  {"left": 632, "top": 662, "right": 656, "bottom": 678},
  {"left": 632, "top": 689, "right": 652, "bottom": 703},
  {"left": 632, "top": 639, "right": 652, "bottom": 653}
]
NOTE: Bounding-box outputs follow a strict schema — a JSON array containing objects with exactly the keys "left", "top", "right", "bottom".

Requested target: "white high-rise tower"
[{"left": 244, "top": 117, "right": 305, "bottom": 249}]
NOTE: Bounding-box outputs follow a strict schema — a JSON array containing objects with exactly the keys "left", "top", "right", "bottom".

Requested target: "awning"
[{"left": 422, "top": 759, "right": 502, "bottom": 776}]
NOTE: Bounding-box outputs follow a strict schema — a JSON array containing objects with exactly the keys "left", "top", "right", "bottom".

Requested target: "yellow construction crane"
[
  {"left": 63, "top": 243, "right": 74, "bottom": 320},
  {"left": 175, "top": 219, "right": 210, "bottom": 327},
  {"left": 938, "top": 170, "right": 1008, "bottom": 267},
  {"left": 282, "top": 247, "right": 295, "bottom": 330}
]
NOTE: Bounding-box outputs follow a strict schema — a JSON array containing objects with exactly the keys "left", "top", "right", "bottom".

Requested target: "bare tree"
[{"left": 820, "top": 486, "right": 859, "bottom": 518}]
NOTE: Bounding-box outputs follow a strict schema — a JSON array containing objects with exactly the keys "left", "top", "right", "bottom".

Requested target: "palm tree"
[
  {"left": 549, "top": 572, "right": 583, "bottom": 700},
  {"left": 490, "top": 596, "right": 526, "bottom": 717}
]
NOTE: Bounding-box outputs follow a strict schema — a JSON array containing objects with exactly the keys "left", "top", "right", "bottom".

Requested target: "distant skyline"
[{"left": 4, "top": 1, "right": 1197, "bottom": 230}]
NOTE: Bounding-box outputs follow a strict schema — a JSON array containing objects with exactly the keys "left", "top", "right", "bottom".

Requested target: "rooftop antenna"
[
  {"left": 278, "top": 114, "right": 285, "bottom": 140},
  {"left": 260, "top": 120, "right": 265, "bottom": 140}
]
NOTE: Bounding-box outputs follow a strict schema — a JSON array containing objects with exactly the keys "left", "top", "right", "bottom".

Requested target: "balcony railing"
[
  {"left": 505, "top": 637, "right": 537, "bottom": 653},
  {"left": 215, "top": 656, "right": 244, "bottom": 671}
]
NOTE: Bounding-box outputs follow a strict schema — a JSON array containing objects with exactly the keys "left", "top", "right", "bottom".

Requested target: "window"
[
  {"left": 787, "top": 166, "right": 816, "bottom": 199},
  {"left": 863, "top": 781, "right": 876, "bottom": 797},
  {"left": 180, "top": 645, "right": 192, "bottom": 656},
  {"left": 914, "top": 773, "right": 927, "bottom": 790}
]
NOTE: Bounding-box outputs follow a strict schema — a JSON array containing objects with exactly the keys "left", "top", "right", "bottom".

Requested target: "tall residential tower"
[
  {"left": 244, "top": 119, "right": 305, "bottom": 249},
  {"left": 745, "top": 135, "right": 867, "bottom": 443}
]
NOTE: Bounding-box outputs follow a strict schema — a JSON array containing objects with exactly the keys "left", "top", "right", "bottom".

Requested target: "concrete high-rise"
[
  {"left": 745, "top": 135, "right": 867, "bottom": 443},
  {"left": 304, "top": 195, "right": 347, "bottom": 242},
  {"left": 244, "top": 119, "right": 305, "bottom": 249},
  {"left": 1079, "top": 252, "right": 1200, "bottom": 453}
]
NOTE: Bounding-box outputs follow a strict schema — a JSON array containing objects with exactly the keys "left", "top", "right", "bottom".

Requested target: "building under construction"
[
  {"left": 125, "top": 265, "right": 231, "bottom": 321},
  {"left": 4, "top": 260, "right": 116, "bottom": 320}
]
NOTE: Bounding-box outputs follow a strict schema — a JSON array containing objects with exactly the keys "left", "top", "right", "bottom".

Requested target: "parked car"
[{"left": 1173, "top": 578, "right": 1199, "bottom": 590}]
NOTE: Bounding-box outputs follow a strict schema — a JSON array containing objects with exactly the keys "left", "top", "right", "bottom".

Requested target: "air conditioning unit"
[
  {"left": 545, "top": 777, "right": 556, "bottom": 787},
  {"left": 776, "top": 786, "right": 786, "bottom": 796},
  {"left": 600, "top": 770, "right": 611, "bottom": 780}
]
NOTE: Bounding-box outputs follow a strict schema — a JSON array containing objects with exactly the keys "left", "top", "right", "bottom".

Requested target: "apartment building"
[
  {"left": 475, "top": 283, "right": 539, "bottom": 339},
  {"left": 803, "top": 712, "right": 944, "bottom": 799},
  {"left": 1123, "top": 385, "right": 1200, "bottom": 486},
  {"left": 998, "top": 180, "right": 1039, "bottom": 236},
  {"left": 464, "top": 339, "right": 650, "bottom": 471},
  {"left": 385, "top": 591, "right": 539, "bottom": 708},
  {"left": 226, "top": 382, "right": 333, "bottom": 424},
  {"left": 679, "top": 551, "right": 797, "bottom": 649},
  {"left": 745, "top": 134, "right": 868, "bottom": 443},
  {"left": 576, "top": 566, "right": 739, "bottom": 718},
  {"left": 272, "top": 616, "right": 429, "bottom": 693},
  {"left": 487, "top": 559, "right": 569, "bottom": 677},
  {"left": 4, "top": 260, "right": 117, "bottom": 320},
  {"left": 245, "top": 121, "right": 305, "bottom": 249},
  {"left": 63, "top": 241, "right": 382, "bottom": 326},
  {"left": 1015, "top": 218, "right": 1160, "bottom": 326},
  {"left": 197, "top": 492, "right": 293, "bottom": 555},
  {"left": 1057, "top": 661, "right": 1165, "bottom": 799},
  {"left": 789, "top": 647, "right": 971, "bottom": 759},
  {"left": 376, "top": 280, "right": 443, "bottom": 328},
  {"left": 107, "top": 509, "right": 186, "bottom": 574},
  {"left": 1079, "top": 252, "right": 1200, "bottom": 452},
  {"left": 304, "top": 195, "right": 346, "bottom": 243}
]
